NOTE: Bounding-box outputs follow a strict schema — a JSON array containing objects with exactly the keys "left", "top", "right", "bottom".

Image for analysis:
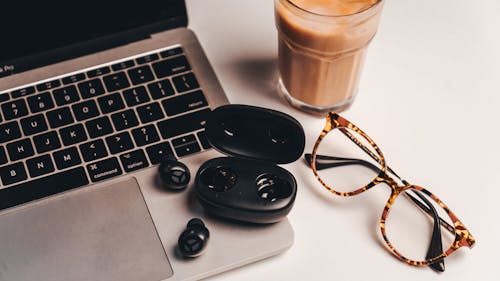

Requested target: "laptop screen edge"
[{"left": 0, "top": 0, "right": 188, "bottom": 78}]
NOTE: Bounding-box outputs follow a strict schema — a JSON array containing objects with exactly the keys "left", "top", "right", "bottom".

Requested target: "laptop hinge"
[{"left": 1, "top": 15, "right": 187, "bottom": 79}]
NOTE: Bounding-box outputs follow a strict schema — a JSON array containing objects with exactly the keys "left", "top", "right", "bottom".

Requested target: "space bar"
[{"left": 0, "top": 167, "right": 89, "bottom": 211}]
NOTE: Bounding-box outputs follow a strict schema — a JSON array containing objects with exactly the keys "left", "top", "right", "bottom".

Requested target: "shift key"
[{"left": 86, "top": 157, "right": 122, "bottom": 183}]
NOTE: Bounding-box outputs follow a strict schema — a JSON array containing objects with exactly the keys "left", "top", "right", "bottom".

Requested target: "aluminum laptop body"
[{"left": 0, "top": 1, "right": 294, "bottom": 280}]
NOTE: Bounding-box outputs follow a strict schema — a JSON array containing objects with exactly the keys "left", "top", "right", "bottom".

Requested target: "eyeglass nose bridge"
[{"left": 377, "top": 173, "right": 409, "bottom": 194}]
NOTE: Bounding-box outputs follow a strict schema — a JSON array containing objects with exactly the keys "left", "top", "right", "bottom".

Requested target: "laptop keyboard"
[{"left": 0, "top": 46, "right": 213, "bottom": 211}]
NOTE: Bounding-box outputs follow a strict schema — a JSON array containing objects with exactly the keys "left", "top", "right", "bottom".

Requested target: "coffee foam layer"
[{"left": 290, "top": 0, "right": 379, "bottom": 16}]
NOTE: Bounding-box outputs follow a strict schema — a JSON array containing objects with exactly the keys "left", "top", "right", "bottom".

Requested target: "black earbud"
[
  {"left": 158, "top": 157, "right": 191, "bottom": 191},
  {"left": 255, "top": 174, "right": 293, "bottom": 202},
  {"left": 178, "top": 218, "right": 210, "bottom": 258},
  {"left": 199, "top": 166, "right": 238, "bottom": 192}
]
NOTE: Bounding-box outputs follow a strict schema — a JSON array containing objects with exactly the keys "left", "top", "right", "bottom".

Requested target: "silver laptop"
[{"left": 0, "top": 1, "right": 294, "bottom": 280}]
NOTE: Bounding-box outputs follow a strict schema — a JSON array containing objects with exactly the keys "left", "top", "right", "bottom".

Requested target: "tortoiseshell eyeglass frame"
[{"left": 309, "top": 112, "right": 476, "bottom": 268}]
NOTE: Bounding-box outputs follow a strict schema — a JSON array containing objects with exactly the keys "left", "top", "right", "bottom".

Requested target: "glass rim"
[
  {"left": 384, "top": 201, "right": 454, "bottom": 262},
  {"left": 282, "top": 0, "right": 384, "bottom": 18},
  {"left": 310, "top": 125, "right": 387, "bottom": 197}
]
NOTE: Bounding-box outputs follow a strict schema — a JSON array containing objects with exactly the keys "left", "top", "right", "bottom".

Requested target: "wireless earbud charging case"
[{"left": 194, "top": 105, "right": 305, "bottom": 224}]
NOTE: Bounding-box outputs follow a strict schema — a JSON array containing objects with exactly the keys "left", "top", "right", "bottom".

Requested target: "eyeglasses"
[{"left": 305, "top": 112, "right": 475, "bottom": 271}]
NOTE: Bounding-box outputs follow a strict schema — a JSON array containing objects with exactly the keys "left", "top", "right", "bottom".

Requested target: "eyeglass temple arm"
[
  {"left": 304, "top": 154, "right": 455, "bottom": 234},
  {"left": 337, "top": 128, "right": 455, "bottom": 234},
  {"left": 305, "top": 154, "right": 380, "bottom": 171},
  {"left": 408, "top": 189, "right": 446, "bottom": 271}
]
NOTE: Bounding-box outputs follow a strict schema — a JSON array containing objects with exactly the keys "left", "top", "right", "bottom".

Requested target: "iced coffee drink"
[{"left": 275, "top": 0, "right": 384, "bottom": 114}]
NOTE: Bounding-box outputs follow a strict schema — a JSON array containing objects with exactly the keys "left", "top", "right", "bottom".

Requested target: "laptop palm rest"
[{"left": 0, "top": 178, "right": 172, "bottom": 281}]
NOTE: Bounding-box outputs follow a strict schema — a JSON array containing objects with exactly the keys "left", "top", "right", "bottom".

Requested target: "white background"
[{"left": 185, "top": 0, "right": 500, "bottom": 280}]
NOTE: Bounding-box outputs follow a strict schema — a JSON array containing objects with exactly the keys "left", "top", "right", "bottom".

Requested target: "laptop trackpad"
[{"left": 0, "top": 178, "right": 173, "bottom": 281}]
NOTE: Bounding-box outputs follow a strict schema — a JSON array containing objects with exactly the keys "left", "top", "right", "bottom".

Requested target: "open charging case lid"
[{"left": 204, "top": 104, "right": 305, "bottom": 163}]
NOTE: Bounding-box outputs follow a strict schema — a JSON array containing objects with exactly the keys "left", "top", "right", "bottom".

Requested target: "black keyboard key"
[
  {"left": 87, "top": 66, "right": 111, "bottom": 78},
  {"left": 46, "top": 107, "right": 74, "bottom": 128},
  {"left": 128, "top": 65, "right": 155, "bottom": 85},
  {"left": 105, "top": 132, "right": 134, "bottom": 154},
  {"left": 97, "top": 93, "right": 125, "bottom": 114},
  {"left": 157, "top": 108, "right": 210, "bottom": 139},
  {"left": 111, "top": 109, "right": 139, "bottom": 131},
  {"left": 59, "top": 124, "right": 88, "bottom": 146},
  {"left": 36, "top": 79, "right": 61, "bottom": 92},
  {"left": 72, "top": 100, "right": 100, "bottom": 121},
  {"left": 0, "top": 121, "right": 22, "bottom": 144},
  {"left": 0, "top": 162, "right": 28, "bottom": 186},
  {"left": 53, "top": 147, "right": 82, "bottom": 170},
  {"left": 11, "top": 86, "right": 35, "bottom": 98},
  {"left": 160, "top": 47, "right": 183, "bottom": 58},
  {"left": 174, "top": 141, "right": 201, "bottom": 158},
  {"left": 20, "top": 114, "right": 48, "bottom": 136},
  {"left": 80, "top": 139, "right": 108, "bottom": 162},
  {"left": 172, "top": 72, "right": 200, "bottom": 93},
  {"left": 111, "top": 60, "right": 135, "bottom": 71},
  {"left": 0, "top": 146, "right": 7, "bottom": 165},
  {"left": 152, "top": 56, "right": 191, "bottom": 78},
  {"left": 132, "top": 125, "right": 160, "bottom": 146},
  {"left": 0, "top": 92, "right": 10, "bottom": 102},
  {"left": 162, "top": 90, "right": 208, "bottom": 116},
  {"left": 172, "top": 134, "right": 196, "bottom": 147},
  {"left": 33, "top": 131, "right": 61, "bottom": 153},
  {"left": 0, "top": 167, "right": 89, "bottom": 210},
  {"left": 136, "top": 54, "right": 159, "bottom": 65},
  {"left": 62, "top": 73, "right": 86, "bottom": 84},
  {"left": 85, "top": 116, "right": 113, "bottom": 138},
  {"left": 7, "top": 138, "right": 35, "bottom": 161},
  {"left": 197, "top": 131, "right": 211, "bottom": 149},
  {"left": 120, "top": 150, "right": 149, "bottom": 172},
  {"left": 86, "top": 157, "right": 122, "bottom": 183},
  {"left": 78, "top": 78, "right": 105, "bottom": 99},
  {"left": 27, "top": 92, "right": 55, "bottom": 113},
  {"left": 148, "top": 79, "right": 175, "bottom": 100},
  {"left": 26, "top": 154, "right": 55, "bottom": 178},
  {"left": 53, "top": 85, "right": 80, "bottom": 106},
  {"left": 103, "top": 72, "right": 130, "bottom": 92},
  {"left": 2, "top": 99, "right": 29, "bottom": 120},
  {"left": 146, "top": 141, "right": 174, "bottom": 165},
  {"left": 123, "top": 86, "right": 150, "bottom": 106},
  {"left": 137, "top": 102, "right": 164, "bottom": 123}
]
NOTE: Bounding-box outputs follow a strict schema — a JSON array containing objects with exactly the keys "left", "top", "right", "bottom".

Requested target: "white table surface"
[{"left": 185, "top": 0, "right": 500, "bottom": 280}]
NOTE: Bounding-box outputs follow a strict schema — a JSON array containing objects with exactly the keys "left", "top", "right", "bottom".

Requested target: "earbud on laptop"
[
  {"left": 178, "top": 218, "right": 210, "bottom": 258},
  {"left": 158, "top": 157, "right": 191, "bottom": 191}
]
